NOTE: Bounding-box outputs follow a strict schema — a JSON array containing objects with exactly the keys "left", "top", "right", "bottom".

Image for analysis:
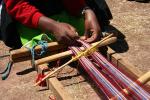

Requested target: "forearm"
[
  {"left": 82, "top": 7, "right": 95, "bottom": 19},
  {"left": 38, "top": 16, "right": 58, "bottom": 33}
]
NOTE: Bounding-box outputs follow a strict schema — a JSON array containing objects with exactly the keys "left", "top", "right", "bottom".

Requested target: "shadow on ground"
[
  {"left": 16, "top": 67, "right": 35, "bottom": 75},
  {"left": 105, "top": 25, "right": 129, "bottom": 53}
]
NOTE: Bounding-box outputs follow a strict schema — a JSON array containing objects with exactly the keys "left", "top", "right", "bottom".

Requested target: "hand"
[
  {"left": 38, "top": 16, "right": 79, "bottom": 45},
  {"left": 52, "top": 22, "right": 79, "bottom": 45},
  {"left": 82, "top": 9, "right": 102, "bottom": 43}
]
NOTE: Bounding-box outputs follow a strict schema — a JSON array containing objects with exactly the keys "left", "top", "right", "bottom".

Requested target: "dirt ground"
[
  {"left": 0, "top": 0, "right": 150, "bottom": 100},
  {"left": 108, "top": 0, "right": 150, "bottom": 73}
]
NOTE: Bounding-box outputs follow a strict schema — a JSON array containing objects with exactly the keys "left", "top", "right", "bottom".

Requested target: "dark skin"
[
  {"left": 38, "top": 8, "right": 101, "bottom": 45},
  {"left": 82, "top": 9, "right": 101, "bottom": 43}
]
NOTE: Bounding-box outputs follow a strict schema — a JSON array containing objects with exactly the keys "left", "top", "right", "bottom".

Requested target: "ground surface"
[
  {"left": 0, "top": 0, "right": 150, "bottom": 100},
  {"left": 107, "top": 0, "right": 150, "bottom": 73}
]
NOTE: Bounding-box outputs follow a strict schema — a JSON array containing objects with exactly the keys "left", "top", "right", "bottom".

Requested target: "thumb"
[
  {"left": 85, "top": 31, "right": 98, "bottom": 43},
  {"left": 84, "top": 30, "right": 90, "bottom": 39},
  {"left": 80, "top": 36, "right": 87, "bottom": 40}
]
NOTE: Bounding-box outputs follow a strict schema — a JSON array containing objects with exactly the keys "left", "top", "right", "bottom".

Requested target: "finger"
[
  {"left": 67, "top": 30, "right": 79, "bottom": 40},
  {"left": 74, "top": 32, "right": 79, "bottom": 38},
  {"left": 80, "top": 36, "right": 87, "bottom": 40},
  {"left": 67, "top": 31, "right": 81, "bottom": 45},
  {"left": 65, "top": 35, "right": 79, "bottom": 46},
  {"left": 83, "top": 30, "right": 91, "bottom": 40},
  {"left": 56, "top": 31, "right": 71, "bottom": 45},
  {"left": 85, "top": 32, "right": 98, "bottom": 43},
  {"left": 64, "top": 23, "right": 79, "bottom": 38},
  {"left": 60, "top": 35, "right": 72, "bottom": 45},
  {"left": 66, "top": 24, "right": 77, "bottom": 32},
  {"left": 61, "top": 23, "right": 76, "bottom": 33},
  {"left": 69, "top": 25, "right": 77, "bottom": 33},
  {"left": 69, "top": 31, "right": 79, "bottom": 38}
]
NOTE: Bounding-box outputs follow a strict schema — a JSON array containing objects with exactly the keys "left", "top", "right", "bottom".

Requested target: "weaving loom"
[
  {"left": 2, "top": 34, "right": 149, "bottom": 99},
  {"left": 75, "top": 40, "right": 150, "bottom": 99},
  {"left": 34, "top": 34, "right": 150, "bottom": 99}
]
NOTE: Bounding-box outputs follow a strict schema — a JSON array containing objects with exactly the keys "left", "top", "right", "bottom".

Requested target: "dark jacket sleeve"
[
  {"left": 86, "top": 0, "right": 113, "bottom": 27},
  {"left": 63, "top": 0, "right": 86, "bottom": 16}
]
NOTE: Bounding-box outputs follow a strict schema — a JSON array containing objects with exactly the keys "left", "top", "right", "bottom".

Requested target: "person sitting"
[{"left": 0, "top": 0, "right": 112, "bottom": 49}]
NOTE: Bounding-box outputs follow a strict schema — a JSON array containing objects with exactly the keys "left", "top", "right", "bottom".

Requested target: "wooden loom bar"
[
  {"left": 107, "top": 47, "right": 145, "bottom": 80},
  {"left": 138, "top": 71, "right": 150, "bottom": 85},
  {"left": 119, "top": 71, "right": 150, "bottom": 97},
  {"left": 10, "top": 42, "right": 65, "bottom": 60},
  {"left": 37, "top": 64, "right": 73, "bottom": 100},
  {"left": 110, "top": 71, "right": 150, "bottom": 99},
  {"left": 107, "top": 48, "right": 150, "bottom": 97},
  {"left": 37, "top": 64, "right": 49, "bottom": 74},
  {"left": 48, "top": 77, "right": 73, "bottom": 100},
  {"left": 35, "top": 37, "right": 117, "bottom": 66}
]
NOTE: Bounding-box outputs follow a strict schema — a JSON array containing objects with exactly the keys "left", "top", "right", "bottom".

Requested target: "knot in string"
[{"left": 26, "top": 40, "right": 48, "bottom": 68}]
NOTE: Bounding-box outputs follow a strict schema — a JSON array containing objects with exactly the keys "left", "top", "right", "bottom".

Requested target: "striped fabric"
[
  {"left": 70, "top": 47, "right": 127, "bottom": 99},
  {"left": 77, "top": 40, "right": 150, "bottom": 100}
]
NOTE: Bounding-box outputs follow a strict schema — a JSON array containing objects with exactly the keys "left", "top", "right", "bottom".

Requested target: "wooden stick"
[
  {"left": 48, "top": 77, "right": 73, "bottom": 100},
  {"left": 10, "top": 42, "right": 65, "bottom": 60},
  {"left": 34, "top": 58, "right": 74, "bottom": 86},
  {"left": 34, "top": 34, "right": 114, "bottom": 86},
  {"left": 110, "top": 71, "right": 150, "bottom": 99},
  {"left": 123, "top": 71, "right": 150, "bottom": 94},
  {"left": 137, "top": 71, "right": 150, "bottom": 84},
  {"left": 35, "top": 37, "right": 117, "bottom": 66}
]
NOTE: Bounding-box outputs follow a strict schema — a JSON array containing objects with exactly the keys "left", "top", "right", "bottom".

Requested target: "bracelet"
[{"left": 81, "top": 6, "right": 91, "bottom": 15}]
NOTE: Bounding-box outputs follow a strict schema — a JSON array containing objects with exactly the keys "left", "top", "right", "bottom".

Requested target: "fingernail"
[{"left": 75, "top": 32, "right": 78, "bottom": 35}]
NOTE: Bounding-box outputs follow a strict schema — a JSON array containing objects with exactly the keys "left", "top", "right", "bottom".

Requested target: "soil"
[
  {"left": 0, "top": 0, "right": 150, "bottom": 100},
  {"left": 107, "top": 0, "right": 150, "bottom": 73}
]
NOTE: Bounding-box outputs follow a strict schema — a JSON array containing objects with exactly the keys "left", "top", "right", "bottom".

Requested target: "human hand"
[
  {"left": 52, "top": 22, "right": 79, "bottom": 45},
  {"left": 82, "top": 9, "right": 102, "bottom": 43},
  {"left": 38, "top": 16, "right": 79, "bottom": 45}
]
